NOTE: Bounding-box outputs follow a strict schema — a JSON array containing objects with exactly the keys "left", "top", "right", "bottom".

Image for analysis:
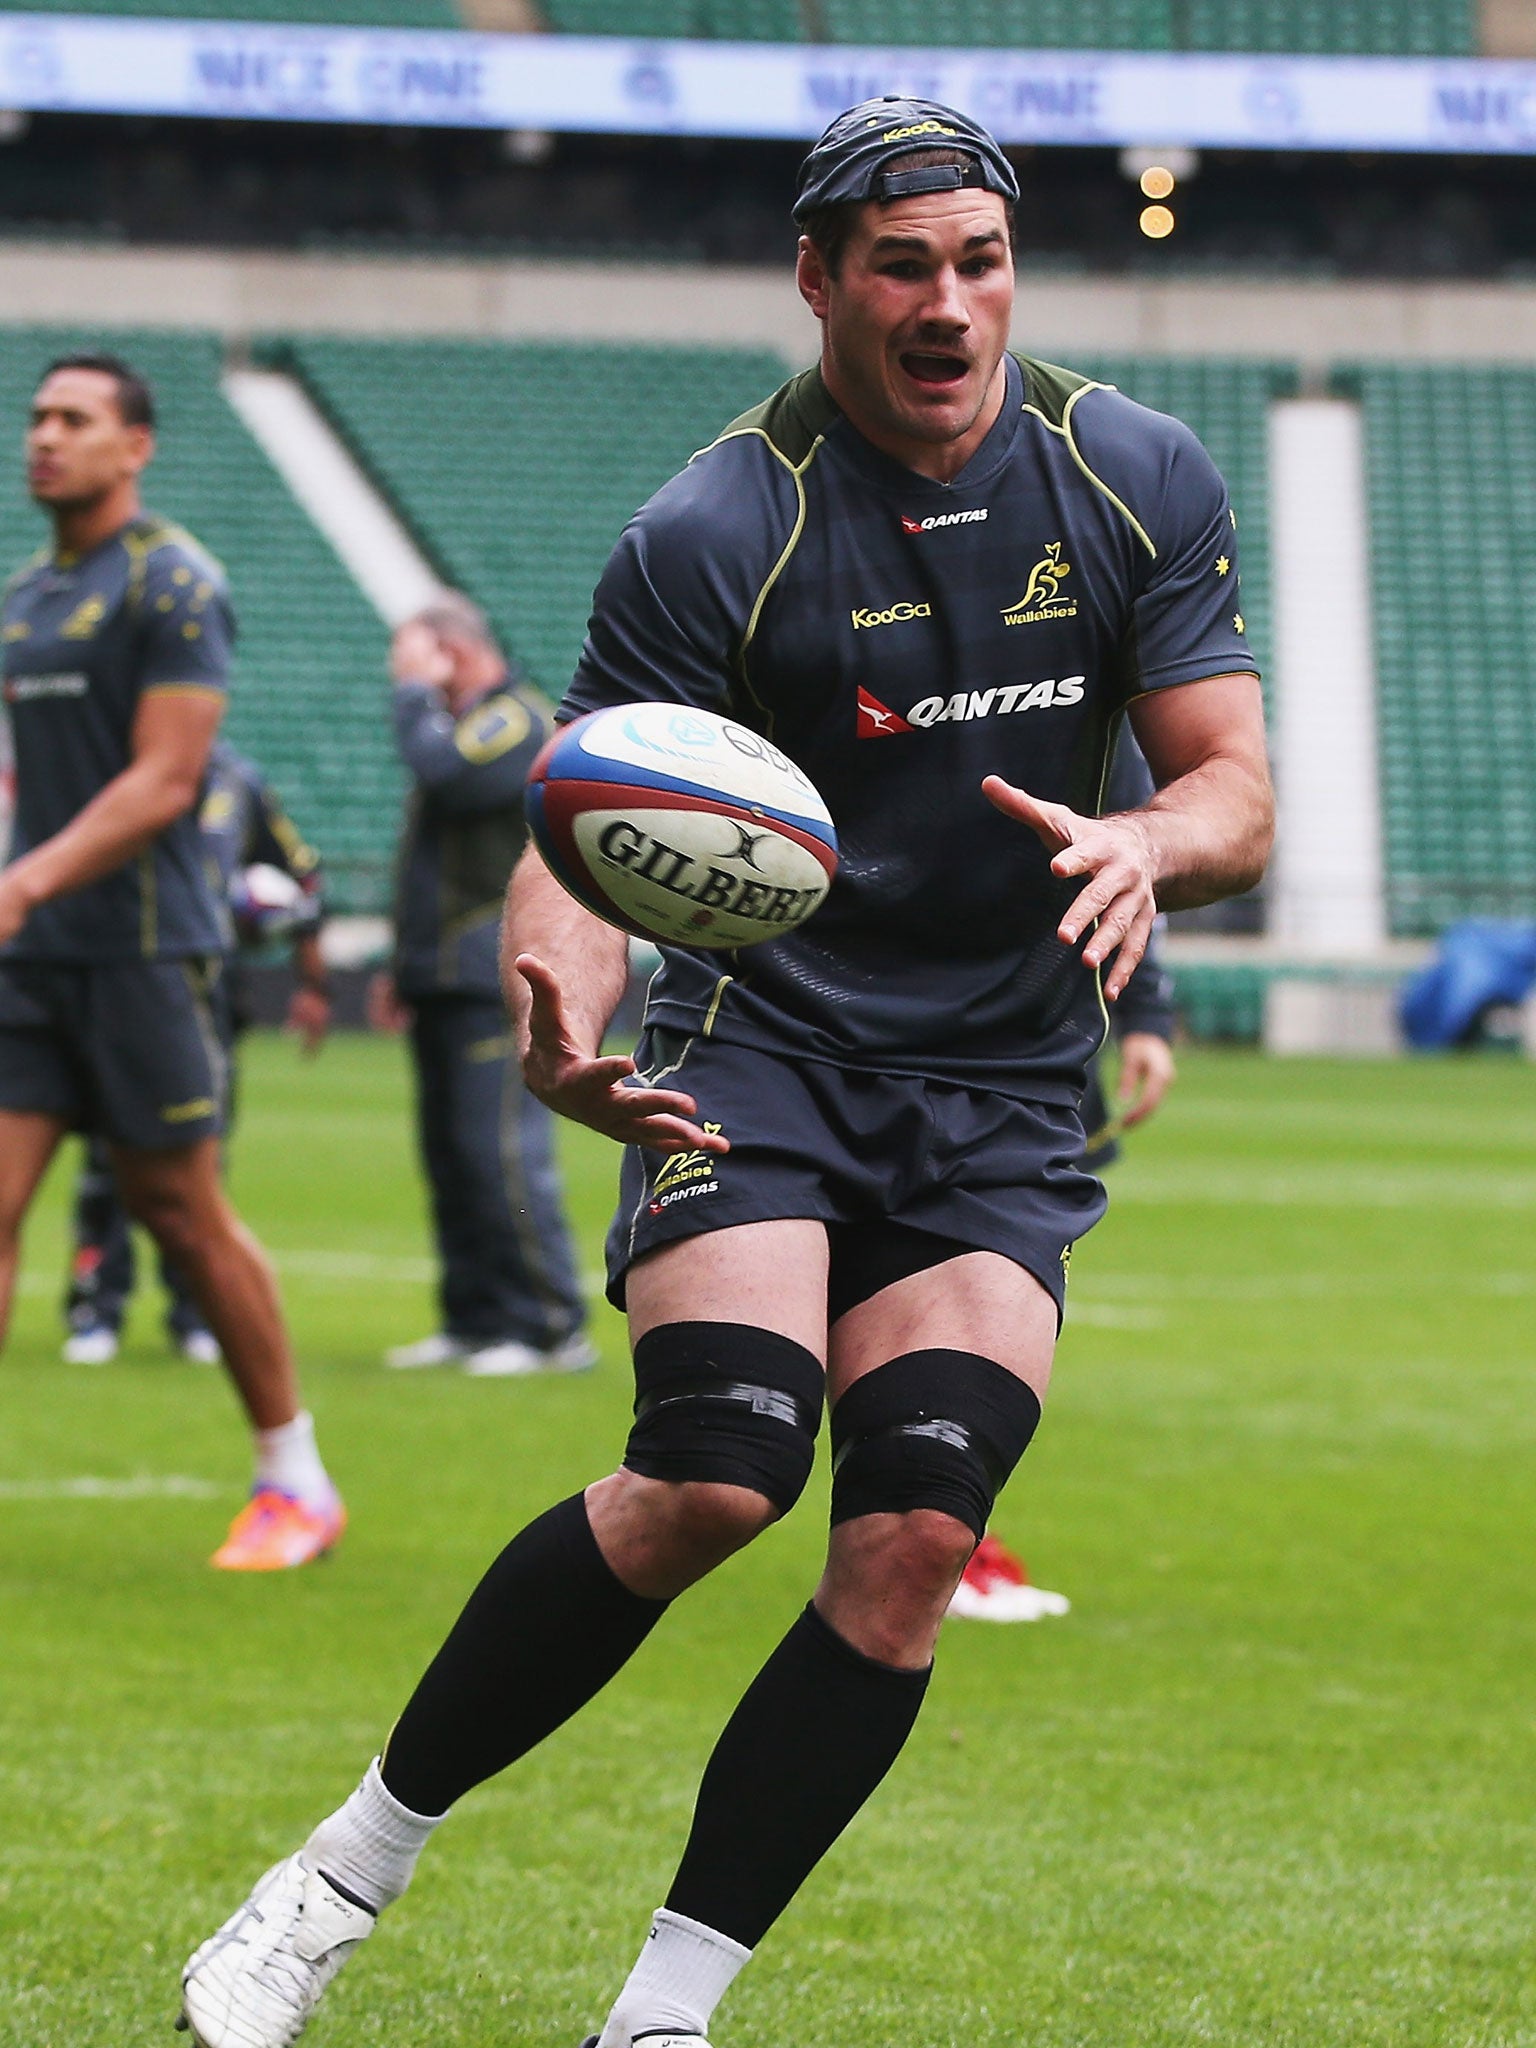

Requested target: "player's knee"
[
  {"left": 658, "top": 1478, "right": 778, "bottom": 1557},
  {"left": 623, "top": 1320, "right": 824, "bottom": 1518},
  {"left": 828, "top": 1349, "right": 1043, "bottom": 1541},
  {"left": 127, "top": 1185, "right": 201, "bottom": 1264}
]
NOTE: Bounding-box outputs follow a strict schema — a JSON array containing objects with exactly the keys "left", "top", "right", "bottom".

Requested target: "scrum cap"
[{"left": 792, "top": 96, "right": 1020, "bottom": 223}]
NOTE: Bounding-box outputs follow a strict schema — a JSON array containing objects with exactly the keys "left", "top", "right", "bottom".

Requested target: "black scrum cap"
[{"left": 792, "top": 96, "right": 1019, "bottom": 222}]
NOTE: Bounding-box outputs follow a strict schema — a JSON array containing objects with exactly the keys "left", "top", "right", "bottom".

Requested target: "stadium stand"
[
  {"left": 2, "top": 1, "right": 460, "bottom": 20},
  {"left": 0, "top": 328, "right": 398, "bottom": 912},
  {"left": 539, "top": 0, "right": 1472, "bottom": 50},
  {"left": 272, "top": 335, "right": 791, "bottom": 704},
  {"left": 1353, "top": 363, "right": 1536, "bottom": 935}
]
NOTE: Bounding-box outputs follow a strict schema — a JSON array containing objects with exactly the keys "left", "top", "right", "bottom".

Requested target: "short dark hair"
[
  {"left": 801, "top": 147, "right": 1017, "bottom": 279},
  {"left": 38, "top": 352, "right": 156, "bottom": 429}
]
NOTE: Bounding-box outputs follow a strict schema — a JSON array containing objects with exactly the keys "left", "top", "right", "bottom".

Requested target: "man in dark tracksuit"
[
  {"left": 382, "top": 592, "right": 590, "bottom": 1378},
  {"left": 62, "top": 738, "right": 330, "bottom": 1364}
]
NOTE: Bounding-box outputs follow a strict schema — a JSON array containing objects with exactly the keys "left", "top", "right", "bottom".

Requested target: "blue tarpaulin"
[{"left": 1399, "top": 920, "right": 1536, "bottom": 1049}]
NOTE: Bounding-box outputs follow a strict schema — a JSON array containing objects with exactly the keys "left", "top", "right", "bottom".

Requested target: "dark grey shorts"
[
  {"left": 605, "top": 1029, "right": 1106, "bottom": 1321},
  {"left": 0, "top": 957, "right": 227, "bottom": 1150}
]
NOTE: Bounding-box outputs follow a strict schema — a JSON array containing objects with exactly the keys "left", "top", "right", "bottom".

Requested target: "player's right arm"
[
  {"left": 0, "top": 685, "right": 220, "bottom": 945},
  {"left": 505, "top": 848, "right": 728, "bottom": 1155},
  {"left": 505, "top": 438, "right": 785, "bottom": 1153}
]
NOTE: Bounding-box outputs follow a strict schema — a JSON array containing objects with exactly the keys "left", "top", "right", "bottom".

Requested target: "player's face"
[
  {"left": 799, "top": 189, "right": 1014, "bottom": 474},
  {"left": 26, "top": 369, "right": 152, "bottom": 510}
]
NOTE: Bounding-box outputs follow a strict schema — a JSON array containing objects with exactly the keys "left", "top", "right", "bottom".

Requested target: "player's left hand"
[
  {"left": 1116, "top": 1030, "right": 1177, "bottom": 1129},
  {"left": 0, "top": 865, "right": 38, "bottom": 947},
  {"left": 982, "top": 777, "right": 1157, "bottom": 1000},
  {"left": 390, "top": 620, "right": 453, "bottom": 690},
  {"left": 286, "top": 986, "right": 331, "bottom": 1057}
]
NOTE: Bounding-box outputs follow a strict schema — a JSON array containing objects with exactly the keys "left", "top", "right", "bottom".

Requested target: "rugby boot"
[
  {"left": 383, "top": 1331, "right": 468, "bottom": 1370},
  {"left": 179, "top": 1854, "right": 374, "bottom": 2047},
  {"left": 464, "top": 1331, "right": 598, "bottom": 1378},
  {"left": 947, "top": 1532, "right": 1070, "bottom": 1623},
  {"left": 210, "top": 1487, "right": 346, "bottom": 1571},
  {"left": 579, "top": 2035, "right": 713, "bottom": 2047}
]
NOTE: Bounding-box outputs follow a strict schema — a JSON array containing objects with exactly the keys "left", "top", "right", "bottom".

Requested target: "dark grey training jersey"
[
  {"left": 1, "top": 513, "right": 233, "bottom": 962},
  {"left": 562, "top": 351, "right": 1257, "bottom": 1103},
  {"left": 393, "top": 675, "right": 552, "bottom": 999}
]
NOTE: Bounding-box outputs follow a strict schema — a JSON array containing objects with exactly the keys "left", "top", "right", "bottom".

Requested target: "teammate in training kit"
[
  {"left": 62, "top": 738, "right": 331, "bottom": 1367},
  {"left": 180, "top": 100, "right": 1272, "bottom": 2044},
  {"left": 951, "top": 730, "right": 1178, "bottom": 1620},
  {"left": 0, "top": 351, "right": 344, "bottom": 1571},
  {"left": 376, "top": 593, "right": 591, "bottom": 1377}
]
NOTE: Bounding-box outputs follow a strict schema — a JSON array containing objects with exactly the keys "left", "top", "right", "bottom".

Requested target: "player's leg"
[
  {"left": 0, "top": 1109, "right": 69, "bottom": 1345},
  {"left": 62, "top": 1132, "right": 135, "bottom": 1362},
  {"left": 433, "top": 994, "right": 590, "bottom": 1372},
  {"left": 178, "top": 1217, "right": 827, "bottom": 2048},
  {"left": 387, "top": 998, "right": 477, "bottom": 1365},
  {"left": 589, "top": 1250, "right": 1054, "bottom": 2048}
]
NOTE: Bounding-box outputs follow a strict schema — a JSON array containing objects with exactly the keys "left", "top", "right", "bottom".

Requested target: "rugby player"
[
  {"left": 378, "top": 594, "right": 591, "bottom": 1378},
  {"left": 0, "top": 352, "right": 344, "bottom": 1570},
  {"left": 62, "top": 737, "right": 331, "bottom": 1367},
  {"left": 179, "top": 98, "right": 1273, "bottom": 2044}
]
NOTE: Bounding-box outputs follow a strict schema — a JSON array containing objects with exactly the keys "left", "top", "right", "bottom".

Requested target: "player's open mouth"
[{"left": 899, "top": 352, "right": 970, "bottom": 388}]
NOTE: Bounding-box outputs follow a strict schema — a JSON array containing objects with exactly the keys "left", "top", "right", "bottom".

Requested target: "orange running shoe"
[
  {"left": 948, "top": 1532, "right": 1070, "bottom": 1623},
  {"left": 210, "top": 1487, "right": 346, "bottom": 1571}
]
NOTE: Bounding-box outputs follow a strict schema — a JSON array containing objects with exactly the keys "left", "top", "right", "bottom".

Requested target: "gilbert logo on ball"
[{"left": 526, "top": 704, "right": 838, "bottom": 950}]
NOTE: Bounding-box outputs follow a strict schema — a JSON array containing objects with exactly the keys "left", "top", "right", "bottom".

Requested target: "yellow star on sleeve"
[
  {"left": 1234, "top": 612, "right": 1246, "bottom": 634},
  {"left": 1216, "top": 554, "right": 1231, "bottom": 576}
]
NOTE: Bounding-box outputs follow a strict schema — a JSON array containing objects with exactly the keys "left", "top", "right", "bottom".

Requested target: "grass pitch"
[{"left": 1, "top": 1034, "right": 1532, "bottom": 2047}]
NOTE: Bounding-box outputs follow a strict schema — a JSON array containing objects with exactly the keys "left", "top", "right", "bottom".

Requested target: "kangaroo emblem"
[{"left": 1007, "top": 540, "right": 1071, "bottom": 615}]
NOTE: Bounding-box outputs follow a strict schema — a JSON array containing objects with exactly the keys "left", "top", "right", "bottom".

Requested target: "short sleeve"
[
  {"left": 139, "top": 551, "right": 234, "bottom": 699},
  {"left": 560, "top": 451, "right": 786, "bottom": 725},
  {"left": 1123, "top": 423, "right": 1258, "bottom": 696}
]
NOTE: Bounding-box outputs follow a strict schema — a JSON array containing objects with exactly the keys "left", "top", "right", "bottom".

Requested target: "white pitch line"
[
  {"left": 1111, "top": 1165, "right": 1536, "bottom": 1210},
  {"left": 0, "top": 1475, "right": 218, "bottom": 1502}
]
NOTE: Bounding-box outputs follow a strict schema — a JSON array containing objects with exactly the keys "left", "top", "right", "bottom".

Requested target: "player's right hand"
[{"left": 514, "top": 952, "right": 730, "bottom": 1156}]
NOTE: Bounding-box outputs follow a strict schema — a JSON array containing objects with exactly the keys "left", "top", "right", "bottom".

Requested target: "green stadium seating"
[
  {"left": 1353, "top": 364, "right": 1536, "bottom": 934},
  {"left": 273, "top": 335, "right": 791, "bottom": 707},
  {"left": 1064, "top": 353, "right": 1289, "bottom": 695},
  {"left": 1183, "top": 0, "right": 1471, "bottom": 54},
  {"left": 0, "top": 1, "right": 460, "bottom": 20},
  {"left": 0, "top": 329, "right": 398, "bottom": 912},
  {"left": 538, "top": 0, "right": 1472, "bottom": 49}
]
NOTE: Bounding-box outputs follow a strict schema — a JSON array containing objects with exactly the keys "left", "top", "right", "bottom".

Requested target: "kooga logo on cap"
[{"left": 882, "top": 120, "right": 959, "bottom": 142}]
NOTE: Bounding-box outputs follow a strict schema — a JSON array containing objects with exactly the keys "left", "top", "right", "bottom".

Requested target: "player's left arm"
[
  {"left": 985, "top": 671, "right": 1271, "bottom": 998},
  {"left": 0, "top": 686, "right": 222, "bottom": 945}
]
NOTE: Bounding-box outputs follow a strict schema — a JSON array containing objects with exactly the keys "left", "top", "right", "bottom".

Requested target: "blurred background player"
[
  {"left": 0, "top": 350, "right": 344, "bottom": 1570},
  {"left": 950, "top": 728, "right": 1178, "bottom": 1622},
  {"left": 62, "top": 735, "right": 331, "bottom": 1367},
  {"left": 375, "top": 593, "right": 591, "bottom": 1378}
]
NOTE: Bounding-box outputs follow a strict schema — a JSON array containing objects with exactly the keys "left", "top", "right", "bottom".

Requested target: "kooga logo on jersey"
[{"left": 851, "top": 601, "right": 932, "bottom": 630}]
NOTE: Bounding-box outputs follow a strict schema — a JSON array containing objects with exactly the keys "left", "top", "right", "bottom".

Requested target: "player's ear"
[
  {"left": 796, "top": 236, "right": 833, "bottom": 320},
  {"left": 125, "top": 423, "right": 155, "bottom": 477}
]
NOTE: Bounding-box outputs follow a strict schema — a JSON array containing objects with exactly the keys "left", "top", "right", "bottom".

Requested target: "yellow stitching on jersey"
[
  {"left": 703, "top": 427, "right": 826, "bottom": 739},
  {"left": 1056, "top": 384, "right": 1157, "bottom": 560},
  {"left": 701, "top": 975, "right": 732, "bottom": 1037},
  {"left": 139, "top": 850, "right": 157, "bottom": 957}
]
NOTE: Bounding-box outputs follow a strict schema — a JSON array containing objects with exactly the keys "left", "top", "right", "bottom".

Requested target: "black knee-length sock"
[
  {"left": 380, "top": 1492, "right": 668, "bottom": 1815},
  {"left": 665, "top": 1602, "right": 931, "bottom": 1948}
]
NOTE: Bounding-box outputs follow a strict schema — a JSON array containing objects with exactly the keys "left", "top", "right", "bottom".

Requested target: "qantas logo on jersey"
[
  {"left": 900, "top": 508, "right": 988, "bottom": 535},
  {"left": 906, "top": 677, "right": 1086, "bottom": 727},
  {"left": 857, "top": 689, "right": 912, "bottom": 738},
  {"left": 858, "top": 678, "right": 1085, "bottom": 735}
]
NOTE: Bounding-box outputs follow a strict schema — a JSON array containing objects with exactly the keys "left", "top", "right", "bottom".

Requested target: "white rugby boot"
[
  {"left": 464, "top": 1332, "right": 598, "bottom": 1378},
  {"left": 580, "top": 2036, "right": 712, "bottom": 2047},
  {"left": 179, "top": 1854, "right": 374, "bottom": 2047},
  {"left": 383, "top": 1331, "right": 468, "bottom": 1370}
]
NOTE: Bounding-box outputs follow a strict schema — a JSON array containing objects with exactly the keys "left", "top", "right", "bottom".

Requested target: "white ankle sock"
[
  {"left": 597, "top": 1908, "right": 751, "bottom": 2046},
  {"left": 302, "top": 1758, "right": 443, "bottom": 1914},
  {"left": 253, "top": 1410, "right": 331, "bottom": 1505}
]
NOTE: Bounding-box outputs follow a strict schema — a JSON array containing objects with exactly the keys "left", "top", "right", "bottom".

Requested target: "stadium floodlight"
[{"left": 1119, "top": 145, "right": 1201, "bottom": 185}]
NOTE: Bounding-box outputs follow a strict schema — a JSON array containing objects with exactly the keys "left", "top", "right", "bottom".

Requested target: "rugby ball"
[
  {"left": 229, "top": 862, "right": 305, "bottom": 944},
  {"left": 526, "top": 704, "right": 837, "bottom": 950}
]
